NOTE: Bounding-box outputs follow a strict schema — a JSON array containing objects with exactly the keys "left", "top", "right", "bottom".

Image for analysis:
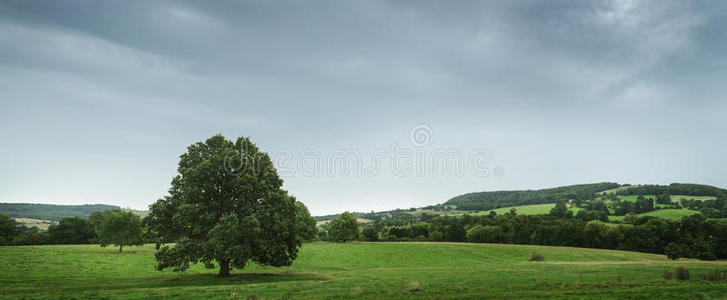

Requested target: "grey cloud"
[{"left": 1, "top": 1, "right": 726, "bottom": 214}]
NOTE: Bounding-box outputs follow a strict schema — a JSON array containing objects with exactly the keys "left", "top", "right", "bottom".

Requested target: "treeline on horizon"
[
  {"left": 444, "top": 182, "right": 727, "bottom": 211},
  {"left": 0, "top": 203, "right": 121, "bottom": 221}
]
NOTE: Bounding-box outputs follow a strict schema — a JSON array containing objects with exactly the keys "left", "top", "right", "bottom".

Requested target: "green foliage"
[
  {"left": 548, "top": 200, "right": 569, "bottom": 218},
  {"left": 701, "top": 269, "right": 723, "bottom": 281},
  {"left": 328, "top": 212, "right": 360, "bottom": 242},
  {"left": 361, "top": 226, "right": 379, "bottom": 241},
  {"left": 529, "top": 252, "right": 544, "bottom": 261},
  {"left": 147, "top": 135, "right": 302, "bottom": 277},
  {"left": 0, "top": 203, "right": 120, "bottom": 221},
  {"left": 0, "top": 213, "right": 20, "bottom": 245},
  {"left": 665, "top": 242, "right": 688, "bottom": 260},
  {"left": 445, "top": 182, "right": 618, "bottom": 211},
  {"left": 445, "top": 224, "right": 466, "bottom": 242},
  {"left": 656, "top": 193, "right": 672, "bottom": 205},
  {"left": 47, "top": 216, "right": 95, "bottom": 244},
  {"left": 294, "top": 201, "right": 317, "bottom": 242},
  {"left": 95, "top": 210, "right": 143, "bottom": 252},
  {"left": 633, "top": 196, "right": 655, "bottom": 214},
  {"left": 428, "top": 229, "right": 444, "bottom": 241},
  {"left": 468, "top": 225, "right": 505, "bottom": 243},
  {"left": 675, "top": 266, "right": 690, "bottom": 280},
  {"left": 632, "top": 184, "right": 727, "bottom": 197}
]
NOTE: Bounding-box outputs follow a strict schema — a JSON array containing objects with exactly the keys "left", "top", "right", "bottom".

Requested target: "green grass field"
[
  {"left": 471, "top": 203, "right": 581, "bottom": 216},
  {"left": 670, "top": 195, "right": 718, "bottom": 202},
  {"left": 598, "top": 187, "right": 623, "bottom": 195},
  {"left": 616, "top": 195, "right": 656, "bottom": 202},
  {"left": 2, "top": 242, "right": 726, "bottom": 299},
  {"left": 614, "top": 195, "right": 716, "bottom": 203}
]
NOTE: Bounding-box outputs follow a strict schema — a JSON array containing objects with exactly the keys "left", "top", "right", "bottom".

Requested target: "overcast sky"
[{"left": 1, "top": 1, "right": 726, "bottom": 215}]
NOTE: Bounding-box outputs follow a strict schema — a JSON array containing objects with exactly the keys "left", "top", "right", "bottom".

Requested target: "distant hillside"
[
  {"left": 445, "top": 182, "right": 620, "bottom": 211},
  {"left": 0, "top": 203, "right": 120, "bottom": 221},
  {"left": 617, "top": 183, "right": 727, "bottom": 197}
]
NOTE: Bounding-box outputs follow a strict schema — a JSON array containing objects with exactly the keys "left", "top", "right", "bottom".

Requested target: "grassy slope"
[
  {"left": 598, "top": 187, "right": 623, "bottom": 194},
  {"left": 2, "top": 243, "right": 726, "bottom": 299},
  {"left": 0, "top": 203, "right": 120, "bottom": 221},
  {"left": 471, "top": 203, "right": 581, "bottom": 216},
  {"left": 614, "top": 195, "right": 716, "bottom": 203}
]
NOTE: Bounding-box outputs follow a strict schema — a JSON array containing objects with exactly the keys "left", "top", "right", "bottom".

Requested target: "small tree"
[
  {"left": 361, "top": 226, "right": 379, "bottom": 241},
  {"left": 665, "top": 242, "right": 687, "bottom": 261},
  {"left": 294, "top": 201, "right": 317, "bottom": 242},
  {"left": 328, "top": 212, "right": 360, "bottom": 242},
  {"left": 0, "top": 214, "right": 19, "bottom": 246},
  {"left": 656, "top": 193, "right": 672, "bottom": 205},
  {"left": 467, "top": 224, "right": 486, "bottom": 243},
  {"left": 445, "top": 224, "right": 467, "bottom": 242},
  {"left": 549, "top": 200, "right": 569, "bottom": 218},
  {"left": 96, "top": 210, "right": 144, "bottom": 252}
]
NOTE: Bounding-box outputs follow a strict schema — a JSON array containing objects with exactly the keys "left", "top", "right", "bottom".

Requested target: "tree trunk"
[
  {"left": 119, "top": 244, "right": 123, "bottom": 253},
  {"left": 218, "top": 259, "right": 231, "bottom": 277}
]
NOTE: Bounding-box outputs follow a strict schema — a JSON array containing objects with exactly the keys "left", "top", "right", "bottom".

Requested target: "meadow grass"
[
  {"left": 616, "top": 195, "right": 716, "bottom": 203},
  {"left": 2, "top": 242, "right": 726, "bottom": 299},
  {"left": 598, "top": 187, "right": 622, "bottom": 195},
  {"left": 473, "top": 203, "right": 581, "bottom": 216}
]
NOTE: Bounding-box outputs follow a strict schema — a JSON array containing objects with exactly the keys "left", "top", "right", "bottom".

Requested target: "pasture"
[
  {"left": 2, "top": 242, "right": 726, "bottom": 299},
  {"left": 474, "top": 203, "right": 581, "bottom": 216}
]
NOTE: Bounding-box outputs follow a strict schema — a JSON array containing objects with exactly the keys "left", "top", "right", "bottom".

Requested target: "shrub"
[
  {"left": 529, "top": 252, "right": 545, "bottom": 261},
  {"left": 701, "top": 269, "right": 723, "bottom": 282},
  {"left": 675, "top": 267, "right": 689, "bottom": 281},
  {"left": 662, "top": 270, "right": 673, "bottom": 280}
]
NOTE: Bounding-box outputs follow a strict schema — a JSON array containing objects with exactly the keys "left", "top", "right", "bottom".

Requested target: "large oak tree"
[{"left": 147, "top": 135, "right": 303, "bottom": 277}]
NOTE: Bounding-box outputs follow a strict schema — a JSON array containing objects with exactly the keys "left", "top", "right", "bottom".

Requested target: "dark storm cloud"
[{"left": 1, "top": 1, "right": 726, "bottom": 214}]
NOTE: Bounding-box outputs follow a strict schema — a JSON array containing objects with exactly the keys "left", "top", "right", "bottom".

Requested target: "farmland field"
[
  {"left": 12, "top": 218, "right": 55, "bottom": 230},
  {"left": 598, "top": 187, "right": 623, "bottom": 195},
  {"left": 473, "top": 203, "right": 581, "bottom": 216},
  {"left": 2, "top": 242, "right": 726, "bottom": 299}
]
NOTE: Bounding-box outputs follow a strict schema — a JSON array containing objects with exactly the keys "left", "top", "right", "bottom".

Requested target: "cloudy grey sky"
[{"left": 1, "top": 1, "right": 726, "bottom": 215}]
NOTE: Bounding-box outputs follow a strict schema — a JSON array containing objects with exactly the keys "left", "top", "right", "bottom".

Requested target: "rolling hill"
[
  {"left": 0, "top": 203, "right": 121, "bottom": 221},
  {"left": 444, "top": 182, "right": 619, "bottom": 211}
]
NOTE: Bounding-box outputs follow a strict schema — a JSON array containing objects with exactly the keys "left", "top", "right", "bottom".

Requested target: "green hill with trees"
[
  {"left": 444, "top": 182, "right": 620, "bottom": 211},
  {"left": 0, "top": 203, "right": 120, "bottom": 221}
]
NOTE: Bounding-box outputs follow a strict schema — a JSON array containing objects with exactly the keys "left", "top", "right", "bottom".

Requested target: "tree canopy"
[
  {"left": 94, "top": 210, "right": 144, "bottom": 252},
  {"left": 328, "top": 211, "right": 360, "bottom": 242},
  {"left": 146, "top": 135, "right": 303, "bottom": 277},
  {"left": 0, "top": 213, "right": 19, "bottom": 245},
  {"left": 294, "top": 201, "right": 317, "bottom": 242}
]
